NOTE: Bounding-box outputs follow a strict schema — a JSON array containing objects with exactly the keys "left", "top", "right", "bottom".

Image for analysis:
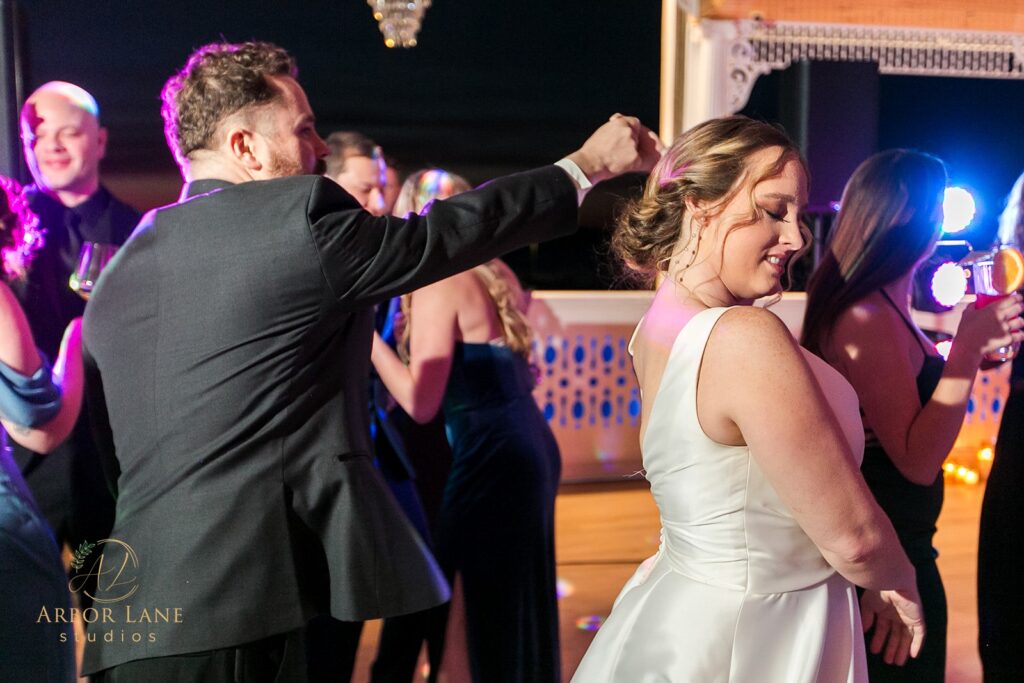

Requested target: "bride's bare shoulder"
[{"left": 710, "top": 306, "right": 796, "bottom": 351}]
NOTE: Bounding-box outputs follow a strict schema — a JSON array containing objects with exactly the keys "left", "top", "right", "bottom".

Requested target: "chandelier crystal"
[{"left": 367, "top": 0, "right": 432, "bottom": 48}]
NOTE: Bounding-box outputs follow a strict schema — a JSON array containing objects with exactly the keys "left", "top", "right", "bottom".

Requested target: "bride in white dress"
[{"left": 572, "top": 117, "right": 925, "bottom": 683}]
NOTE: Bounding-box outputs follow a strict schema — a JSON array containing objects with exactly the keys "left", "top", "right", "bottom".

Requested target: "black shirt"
[{"left": 13, "top": 184, "right": 141, "bottom": 358}]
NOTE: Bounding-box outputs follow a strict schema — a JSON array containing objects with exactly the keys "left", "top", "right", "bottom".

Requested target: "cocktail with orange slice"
[{"left": 973, "top": 245, "right": 1024, "bottom": 361}]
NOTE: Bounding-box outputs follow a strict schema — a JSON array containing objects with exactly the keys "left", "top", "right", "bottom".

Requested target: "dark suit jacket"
[{"left": 80, "top": 167, "right": 576, "bottom": 673}]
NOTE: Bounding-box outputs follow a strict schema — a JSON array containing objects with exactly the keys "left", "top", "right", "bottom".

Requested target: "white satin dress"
[{"left": 572, "top": 307, "right": 868, "bottom": 683}]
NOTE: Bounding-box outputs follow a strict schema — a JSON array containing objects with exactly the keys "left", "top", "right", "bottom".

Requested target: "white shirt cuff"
[{"left": 554, "top": 158, "right": 593, "bottom": 205}]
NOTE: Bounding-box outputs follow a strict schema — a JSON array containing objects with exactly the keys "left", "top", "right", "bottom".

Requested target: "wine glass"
[{"left": 69, "top": 242, "right": 118, "bottom": 300}]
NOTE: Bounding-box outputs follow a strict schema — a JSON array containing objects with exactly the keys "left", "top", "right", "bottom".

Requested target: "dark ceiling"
[
  {"left": 15, "top": 1, "right": 1024, "bottom": 286},
  {"left": 19, "top": 0, "right": 663, "bottom": 181}
]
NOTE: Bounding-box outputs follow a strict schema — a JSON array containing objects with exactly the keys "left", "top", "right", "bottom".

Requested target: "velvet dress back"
[{"left": 436, "top": 340, "right": 562, "bottom": 682}]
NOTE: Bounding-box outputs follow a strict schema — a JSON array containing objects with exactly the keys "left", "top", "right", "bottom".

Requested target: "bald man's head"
[{"left": 21, "top": 81, "right": 107, "bottom": 206}]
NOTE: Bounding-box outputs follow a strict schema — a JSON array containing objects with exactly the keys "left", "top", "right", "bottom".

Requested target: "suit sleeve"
[
  {"left": 304, "top": 166, "right": 578, "bottom": 310},
  {"left": 83, "top": 340, "right": 120, "bottom": 498}
]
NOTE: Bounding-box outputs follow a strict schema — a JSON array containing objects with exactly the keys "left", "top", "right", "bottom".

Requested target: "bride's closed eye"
[{"left": 760, "top": 206, "right": 789, "bottom": 222}]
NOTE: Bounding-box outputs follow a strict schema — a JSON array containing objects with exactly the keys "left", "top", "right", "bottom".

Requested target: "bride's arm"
[
  {"left": 700, "top": 306, "right": 916, "bottom": 592},
  {"left": 704, "top": 306, "right": 925, "bottom": 659}
]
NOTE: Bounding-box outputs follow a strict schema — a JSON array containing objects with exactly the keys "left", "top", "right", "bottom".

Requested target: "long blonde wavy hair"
[{"left": 394, "top": 168, "right": 533, "bottom": 361}]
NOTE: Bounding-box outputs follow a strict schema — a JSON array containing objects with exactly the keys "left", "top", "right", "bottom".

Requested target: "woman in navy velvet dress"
[
  {"left": 803, "top": 151, "right": 1024, "bottom": 682},
  {"left": 372, "top": 169, "right": 561, "bottom": 682}
]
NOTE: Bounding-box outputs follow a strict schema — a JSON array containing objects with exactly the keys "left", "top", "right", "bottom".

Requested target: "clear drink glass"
[
  {"left": 972, "top": 256, "right": 1020, "bottom": 363},
  {"left": 69, "top": 242, "right": 118, "bottom": 300}
]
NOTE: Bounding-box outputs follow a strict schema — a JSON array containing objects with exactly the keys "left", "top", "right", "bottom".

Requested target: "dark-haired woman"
[
  {"left": 573, "top": 117, "right": 924, "bottom": 682},
  {"left": 1, "top": 176, "right": 83, "bottom": 682},
  {"left": 977, "top": 169, "right": 1024, "bottom": 681},
  {"left": 803, "top": 150, "right": 1023, "bottom": 682},
  {"left": 372, "top": 169, "right": 561, "bottom": 682}
]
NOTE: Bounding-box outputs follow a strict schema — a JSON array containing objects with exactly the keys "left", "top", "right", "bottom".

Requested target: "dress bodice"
[
  {"left": 638, "top": 307, "right": 865, "bottom": 594},
  {"left": 441, "top": 341, "right": 535, "bottom": 415}
]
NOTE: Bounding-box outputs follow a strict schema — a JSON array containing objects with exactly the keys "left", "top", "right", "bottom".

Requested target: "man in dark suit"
[
  {"left": 80, "top": 41, "right": 658, "bottom": 681},
  {"left": 12, "top": 82, "right": 139, "bottom": 597}
]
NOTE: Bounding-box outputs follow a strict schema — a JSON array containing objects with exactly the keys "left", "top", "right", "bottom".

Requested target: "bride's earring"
[{"left": 681, "top": 216, "right": 705, "bottom": 269}]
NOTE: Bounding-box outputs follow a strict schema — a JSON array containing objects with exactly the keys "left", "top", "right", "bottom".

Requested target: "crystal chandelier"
[{"left": 367, "top": 0, "right": 432, "bottom": 48}]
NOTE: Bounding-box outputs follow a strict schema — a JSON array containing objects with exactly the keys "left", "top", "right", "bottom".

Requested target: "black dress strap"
[{"left": 879, "top": 289, "right": 932, "bottom": 356}]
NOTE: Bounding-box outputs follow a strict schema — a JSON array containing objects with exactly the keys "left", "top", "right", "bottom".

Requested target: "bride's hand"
[{"left": 860, "top": 588, "right": 926, "bottom": 665}]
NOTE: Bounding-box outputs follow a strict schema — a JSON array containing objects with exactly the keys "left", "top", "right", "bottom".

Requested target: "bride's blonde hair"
[{"left": 614, "top": 115, "right": 806, "bottom": 288}]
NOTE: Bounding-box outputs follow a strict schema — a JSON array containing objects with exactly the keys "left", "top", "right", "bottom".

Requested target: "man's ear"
[{"left": 226, "top": 126, "right": 262, "bottom": 171}]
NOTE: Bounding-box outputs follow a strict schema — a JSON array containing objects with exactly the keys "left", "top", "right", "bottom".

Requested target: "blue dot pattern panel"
[
  {"left": 955, "top": 360, "right": 1010, "bottom": 461},
  {"left": 535, "top": 332, "right": 638, "bottom": 430},
  {"left": 532, "top": 328, "right": 641, "bottom": 476},
  {"left": 963, "top": 361, "right": 1010, "bottom": 426}
]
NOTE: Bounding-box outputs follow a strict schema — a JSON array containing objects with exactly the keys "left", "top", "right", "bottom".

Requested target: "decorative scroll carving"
[
  {"left": 722, "top": 22, "right": 773, "bottom": 112},
  {"left": 681, "top": 20, "right": 773, "bottom": 123}
]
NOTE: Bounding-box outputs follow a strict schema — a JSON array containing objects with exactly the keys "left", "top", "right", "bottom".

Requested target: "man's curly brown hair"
[{"left": 160, "top": 41, "right": 297, "bottom": 167}]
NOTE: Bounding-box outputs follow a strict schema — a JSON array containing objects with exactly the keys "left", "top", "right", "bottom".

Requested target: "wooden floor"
[{"left": 351, "top": 477, "right": 985, "bottom": 682}]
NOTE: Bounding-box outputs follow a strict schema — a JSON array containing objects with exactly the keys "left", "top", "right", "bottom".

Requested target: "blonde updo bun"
[{"left": 612, "top": 115, "right": 804, "bottom": 287}]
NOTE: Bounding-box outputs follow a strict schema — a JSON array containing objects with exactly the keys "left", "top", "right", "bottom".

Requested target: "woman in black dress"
[
  {"left": 372, "top": 169, "right": 562, "bottom": 682},
  {"left": 803, "top": 151, "right": 1024, "bottom": 682},
  {"left": 977, "top": 169, "right": 1024, "bottom": 681}
]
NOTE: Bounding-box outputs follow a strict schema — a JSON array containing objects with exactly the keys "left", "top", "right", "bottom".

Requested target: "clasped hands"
[{"left": 567, "top": 113, "right": 665, "bottom": 185}]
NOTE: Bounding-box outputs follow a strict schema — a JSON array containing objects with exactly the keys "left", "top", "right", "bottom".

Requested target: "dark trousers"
[
  {"left": 370, "top": 413, "right": 452, "bottom": 683},
  {"left": 306, "top": 615, "right": 363, "bottom": 682},
  {"left": 371, "top": 603, "right": 448, "bottom": 683},
  {"left": 94, "top": 618, "right": 364, "bottom": 683}
]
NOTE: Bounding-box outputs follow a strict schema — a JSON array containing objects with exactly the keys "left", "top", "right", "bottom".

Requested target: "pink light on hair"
[
  {"left": 0, "top": 176, "right": 45, "bottom": 280},
  {"left": 657, "top": 161, "right": 689, "bottom": 187}
]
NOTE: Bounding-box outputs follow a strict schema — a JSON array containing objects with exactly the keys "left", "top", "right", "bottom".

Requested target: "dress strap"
[
  {"left": 627, "top": 316, "right": 645, "bottom": 357},
  {"left": 879, "top": 289, "right": 932, "bottom": 356}
]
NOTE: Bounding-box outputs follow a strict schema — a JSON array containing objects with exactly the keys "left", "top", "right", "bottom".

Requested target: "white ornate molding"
[
  {"left": 672, "top": 16, "right": 1024, "bottom": 135},
  {"left": 746, "top": 20, "right": 1024, "bottom": 80},
  {"left": 679, "top": 18, "right": 773, "bottom": 131}
]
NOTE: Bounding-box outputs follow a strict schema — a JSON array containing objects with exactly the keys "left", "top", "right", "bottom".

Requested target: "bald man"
[{"left": 12, "top": 82, "right": 140, "bottom": 594}]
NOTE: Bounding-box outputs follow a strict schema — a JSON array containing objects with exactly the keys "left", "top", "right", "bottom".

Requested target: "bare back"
[{"left": 451, "top": 270, "right": 507, "bottom": 344}]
